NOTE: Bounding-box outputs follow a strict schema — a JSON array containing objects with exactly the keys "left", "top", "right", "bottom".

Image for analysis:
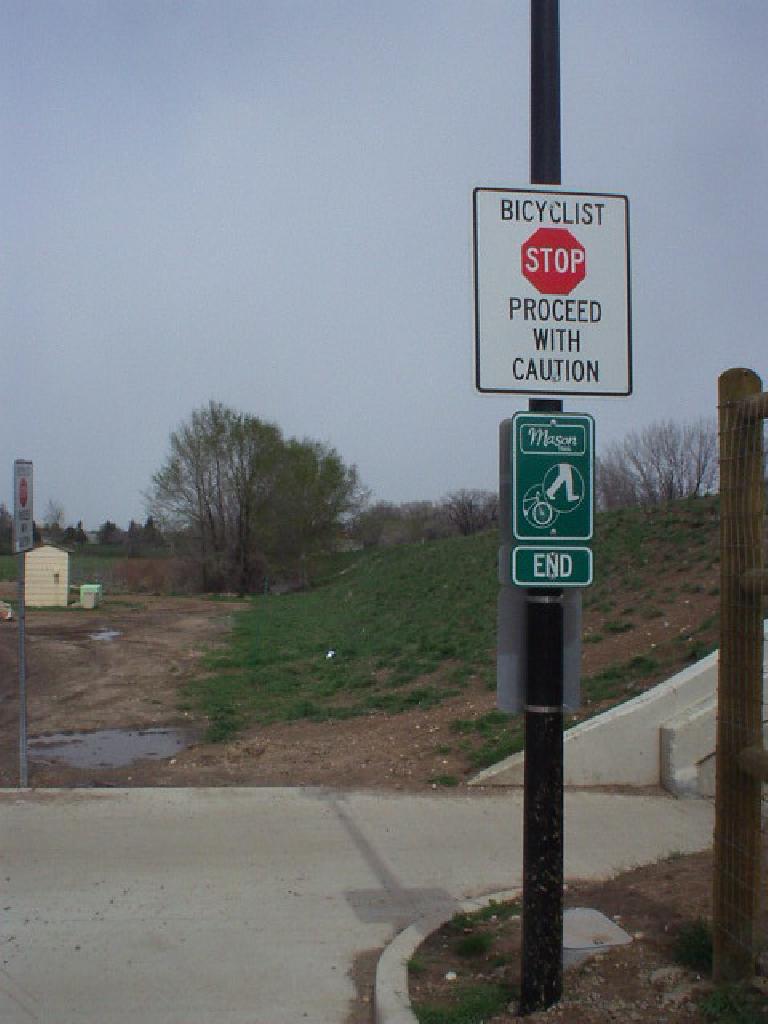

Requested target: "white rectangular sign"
[
  {"left": 13, "top": 460, "right": 33, "bottom": 553},
  {"left": 473, "top": 188, "right": 631, "bottom": 395}
]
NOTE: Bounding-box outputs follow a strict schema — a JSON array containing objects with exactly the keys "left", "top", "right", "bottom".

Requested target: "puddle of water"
[
  {"left": 88, "top": 629, "right": 122, "bottom": 642},
  {"left": 29, "top": 728, "right": 195, "bottom": 769}
]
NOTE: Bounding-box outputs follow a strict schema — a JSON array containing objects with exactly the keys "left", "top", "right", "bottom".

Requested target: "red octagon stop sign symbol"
[{"left": 521, "top": 227, "right": 586, "bottom": 295}]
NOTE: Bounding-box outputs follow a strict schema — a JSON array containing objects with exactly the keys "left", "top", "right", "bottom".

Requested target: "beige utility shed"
[{"left": 25, "top": 545, "right": 70, "bottom": 607}]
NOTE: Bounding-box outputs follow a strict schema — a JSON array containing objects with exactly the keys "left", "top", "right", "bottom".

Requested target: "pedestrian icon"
[{"left": 543, "top": 463, "right": 584, "bottom": 511}]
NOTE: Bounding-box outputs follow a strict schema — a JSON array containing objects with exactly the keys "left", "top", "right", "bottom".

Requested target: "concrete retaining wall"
[{"left": 470, "top": 622, "right": 768, "bottom": 795}]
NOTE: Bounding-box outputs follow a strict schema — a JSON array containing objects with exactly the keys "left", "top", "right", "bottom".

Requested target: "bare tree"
[
  {"left": 349, "top": 499, "right": 455, "bottom": 547},
  {"left": 44, "top": 499, "right": 65, "bottom": 530},
  {"left": 595, "top": 446, "right": 640, "bottom": 510},
  {"left": 442, "top": 489, "right": 499, "bottom": 535},
  {"left": 349, "top": 501, "right": 400, "bottom": 548},
  {"left": 596, "top": 417, "right": 717, "bottom": 509},
  {"left": 0, "top": 502, "right": 12, "bottom": 554}
]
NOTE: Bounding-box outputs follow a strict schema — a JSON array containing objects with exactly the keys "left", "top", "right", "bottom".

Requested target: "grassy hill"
[{"left": 186, "top": 497, "right": 722, "bottom": 773}]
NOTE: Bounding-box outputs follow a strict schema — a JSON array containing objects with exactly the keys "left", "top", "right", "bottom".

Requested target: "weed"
[
  {"left": 447, "top": 911, "right": 474, "bottom": 932},
  {"left": 206, "top": 703, "right": 245, "bottom": 742},
  {"left": 469, "top": 899, "right": 521, "bottom": 924},
  {"left": 696, "top": 614, "right": 718, "bottom": 634},
  {"left": 628, "top": 654, "right": 659, "bottom": 673},
  {"left": 686, "top": 641, "right": 716, "bottom": 662},
  {"left": 408, "top": 957, "right": 427, "bottom": 977},
  {"left": 672, "top": 919, "right": 712, "bottom": 975},
  {"left": 642, "top": 606, "right": 664, "bottom": 619},
  {"left": 473, "top": 710, "right": 509, "bottom": 734},
  {"left": 413, "top": 983, "right": 513, "bottom": 1024},
  {"left": 583, "top": 653, "right": 660, "bottom": 703},
  {"left": 454, "top": 932, "right": 494, "bottom": 957},
  {"left": 448, "top": 714, "right": 523, "bottom": 768},
  {"left": 699, "top": 983, "right": 766, "bottom": 1023},
  {"left": 429, "top": 775, "right": 459, "bottom": 788},
  {"left": 468, "top": 729, "right": 524, "bottom": 770},
  {"left": 450, "top": 719, "right": 475, "bottom": 735},
  {"left": 605, "top": 620, "right": 634, "bottom": 634},
  {"left": 584, "top": 633, "right": 604, "bottom": 644}
]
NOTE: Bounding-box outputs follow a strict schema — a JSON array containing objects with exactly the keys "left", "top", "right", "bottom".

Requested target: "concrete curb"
[{"left": 374, "top": 890, "right": 521, "bottom": 1024}]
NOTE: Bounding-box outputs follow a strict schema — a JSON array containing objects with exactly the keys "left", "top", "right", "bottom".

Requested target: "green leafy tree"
[
  {"left": 148, "top": 402, "right": 361, "bottom": 592},
  {"left": 268, "top": 438, "right": 363, "bottom": 583}
]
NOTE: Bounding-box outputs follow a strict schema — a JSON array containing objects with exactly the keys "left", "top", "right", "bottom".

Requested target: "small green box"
[{"left": 80, "top": 584, "right": 103, "bottom": 608}]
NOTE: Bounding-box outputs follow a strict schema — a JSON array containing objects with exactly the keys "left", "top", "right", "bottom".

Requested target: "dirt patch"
[
  {"left": 0, "top": 589, "right": 243, "bottom": 788},
  {"left": 0, "top": 554, "right": 721, "bottom": 790},
  {"left": 404, "top": 843, "right": 768, "bottom": 1024},
  {"left": 0, "top": 587, "right": 523, "bottom": 790}
]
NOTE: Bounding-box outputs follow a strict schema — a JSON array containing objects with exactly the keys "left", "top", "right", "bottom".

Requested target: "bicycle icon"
[{"left": 522, "top": 489, "right": 557, "bottom": 528}]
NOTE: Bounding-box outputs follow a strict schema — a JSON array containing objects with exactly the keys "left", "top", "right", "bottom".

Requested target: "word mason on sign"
[{"left": 473, "top": 188, "right": 631, "bottom": 395}]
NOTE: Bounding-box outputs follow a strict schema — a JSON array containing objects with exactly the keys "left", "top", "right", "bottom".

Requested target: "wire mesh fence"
[{"left": 715, "top": 368, "right": 767, "bottom": 981}]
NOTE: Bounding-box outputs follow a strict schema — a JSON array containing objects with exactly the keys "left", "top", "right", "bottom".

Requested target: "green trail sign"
[
  {"left": 512, "top": 545, "right": 593, "bottom": 587},
  {"left": 512, "top": 411, "right": 594, "bottom": 543}
]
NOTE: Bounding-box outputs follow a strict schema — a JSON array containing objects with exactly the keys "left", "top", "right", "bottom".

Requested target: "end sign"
[{"left": 512, "top": 546, "right": 593, "bottom": 588}]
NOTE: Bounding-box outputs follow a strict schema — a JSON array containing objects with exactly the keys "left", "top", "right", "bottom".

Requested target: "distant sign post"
[
  {"left": 13, "top": 460, "right": 32, "bottom": 788},
  {"left": 13, "top": 461, "right": 33, "bottom": 553}
]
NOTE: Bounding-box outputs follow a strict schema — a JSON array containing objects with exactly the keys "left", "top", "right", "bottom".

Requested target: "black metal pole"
[
  {"left": 520, "top": 399, "right": 564, "bottom": 1014},
  {"left": 521, "top": 2, "right": 564, "bottom": 1013},
  {"left": 530, "top": 0, "right": 561, "bottom": 185},
  {"left": 18, "top": 550, "right": 27, "bottom": 788}
]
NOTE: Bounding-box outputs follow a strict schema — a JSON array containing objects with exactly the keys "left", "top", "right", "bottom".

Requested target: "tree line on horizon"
[{"left": 0, "top": 410, "right": 725, "bottom": 589}]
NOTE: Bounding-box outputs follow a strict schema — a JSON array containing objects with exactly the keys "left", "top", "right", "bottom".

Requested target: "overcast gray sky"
[{"left": 2, "top": 1, "right": 766, "bottom": 528}]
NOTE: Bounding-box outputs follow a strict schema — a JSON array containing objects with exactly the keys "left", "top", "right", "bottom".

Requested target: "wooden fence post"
[{"left": 714, "top": 368, "right": 764, "bottom": 981}]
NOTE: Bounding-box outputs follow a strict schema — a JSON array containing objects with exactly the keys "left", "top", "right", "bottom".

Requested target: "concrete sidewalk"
[{"left": 0, "top": 787, "right": 713, "bottom": 1023}]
